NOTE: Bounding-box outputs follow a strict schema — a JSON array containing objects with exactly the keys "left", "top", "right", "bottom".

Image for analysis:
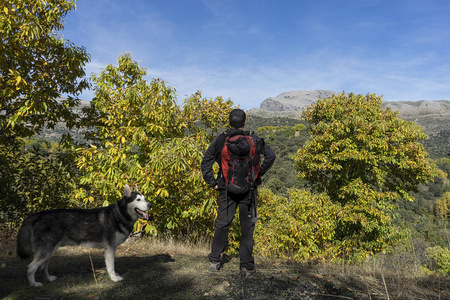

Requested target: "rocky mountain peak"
[
  {"left": 248, "top": 90, "right": 450, "bottom": 137},
  {"left": 260, "top": 90, "right": 343, "bottom": 111}
]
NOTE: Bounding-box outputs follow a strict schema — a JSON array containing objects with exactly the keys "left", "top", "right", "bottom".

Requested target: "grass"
[{"left": 1, "top": 233, "right": 449, "bottom": 299}]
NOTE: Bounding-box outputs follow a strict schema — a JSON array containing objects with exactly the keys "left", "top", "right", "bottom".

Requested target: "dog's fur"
[{"left": 16, "top": 184, "right": 151, "bottom": 287}]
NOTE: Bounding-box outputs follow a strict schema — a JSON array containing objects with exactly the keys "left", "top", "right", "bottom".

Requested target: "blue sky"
[{"left": 62, "top": 0, "right": 450, "bottom": 109}]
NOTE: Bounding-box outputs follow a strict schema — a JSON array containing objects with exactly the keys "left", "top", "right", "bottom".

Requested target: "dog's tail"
[{"left": 16, "top": 214, "right": 38, "bottom": 260}]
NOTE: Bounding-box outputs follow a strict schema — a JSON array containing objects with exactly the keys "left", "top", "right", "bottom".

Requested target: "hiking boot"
[
  {"left": 209, "top": 261, "right": 221, "bottom": 272},
  {"left": 240, "top": 266, "right": 256, "bottom": 277}
]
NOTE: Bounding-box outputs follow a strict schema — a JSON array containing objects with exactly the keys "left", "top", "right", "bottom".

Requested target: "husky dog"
[{"left": 16, "top": 184, "right": 151, "bottom": 287}]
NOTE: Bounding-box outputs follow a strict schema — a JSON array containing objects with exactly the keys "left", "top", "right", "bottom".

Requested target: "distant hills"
[
  {"left": 247, "top": 90, "right": 450, "bottom": 136},
  {"left": 39, "top": 92, "right": 449, "bottom": 158}
]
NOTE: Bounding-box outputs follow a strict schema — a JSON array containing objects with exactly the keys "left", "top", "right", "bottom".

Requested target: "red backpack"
[{"left": 221, "top": 131, "right": 261, "bottom": 194}]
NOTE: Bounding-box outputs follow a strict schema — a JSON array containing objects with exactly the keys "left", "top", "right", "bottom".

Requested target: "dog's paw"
[
  {"left": 31, "top": 282, "right": 43, "bottom": 287},
  {"left": 110, "top": 274, "right": 123, "bottom": 282},
  {"left": 47, "top": 275, "right": 57, "bottom": 282}
]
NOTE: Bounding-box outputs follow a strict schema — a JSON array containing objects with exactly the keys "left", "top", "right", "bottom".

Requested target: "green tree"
[
  {"left": 0, "top": 0, "right": 89, "bottom": 225},
  {"left": 76, "top": 53, "right": 233, "bottom": 237},
  {"left": 294, "top": 92, "right": 435, "bottom": 257},
  {"left": 0, "top": 0, "right": 90, "bottom": 138},
  {"left": 435, "top": 192, "right": 450, "bottom": 220}
]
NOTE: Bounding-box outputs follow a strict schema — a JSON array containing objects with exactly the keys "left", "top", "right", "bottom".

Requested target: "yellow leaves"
[
  {"left": 435, "top": 193, "right": 450, "bottom": 220},
  {"left": 156, "top": 188, "right": 169, "bottom": 198},
  {"left": 7, "top": 69, "right": 27, "bottom": 89}
]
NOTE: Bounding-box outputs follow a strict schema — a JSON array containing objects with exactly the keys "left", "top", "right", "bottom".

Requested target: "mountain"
[
  {"left": 248, "top": 90, "right": 450, "bottom": 136},
  {"left": 381, "top": 100, "right": 450, "bottom": 135},
  {"left": 259, "top": 90, "right": 342, "bottom": 111},
  {"left": 247, "top": 90, "right": 340, "bottom": 119},
  {"left": 38, "top": 98, "right": 91, "bottom": 141}
]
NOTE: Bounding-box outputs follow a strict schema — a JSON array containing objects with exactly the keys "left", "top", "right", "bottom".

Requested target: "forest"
[{"left": 1, "top": 0, "right": 450, "bottom": 278}]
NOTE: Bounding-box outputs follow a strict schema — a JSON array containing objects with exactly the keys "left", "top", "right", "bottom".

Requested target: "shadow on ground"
[
  {"left": 0, "top": 249, "right": 201, "bottom": 299},
  {"left": 1, "top": 238, "right": 449, "bottom": 299}
]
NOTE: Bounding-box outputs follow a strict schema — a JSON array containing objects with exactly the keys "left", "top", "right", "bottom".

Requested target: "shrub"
[
  {"left": 255, "top": 188, "right": 339, "bottom": 260},
  {"left": 425, "top": 246, "right": 450, "bottom": 276}
]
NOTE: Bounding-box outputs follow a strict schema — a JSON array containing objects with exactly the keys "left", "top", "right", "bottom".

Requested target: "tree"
[
  {"left": 0, "top": 0, "right": 90, "bottom": 138},
  {"left": 0, "top": 0, "right": 89, "bottom": 225},
  {"left": 76, "top": 53, "right": 233, "bottom": 237},
  {"left": 435, "top": 192, "right": 450, "bottom": 220},
  {"left": 294, "top": 92, "right": 435, "bottom": 257}
]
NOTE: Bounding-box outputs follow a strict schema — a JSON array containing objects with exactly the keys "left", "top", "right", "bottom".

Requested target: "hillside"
[
  {"left": 42, "top": 92, "right": 450, "bottom": 138},
  {"left": 247, "top": 90, "right": 450, "bottom": 158},
  {"left": 381, "top": 99, "right": 450, "bottom": 135}
]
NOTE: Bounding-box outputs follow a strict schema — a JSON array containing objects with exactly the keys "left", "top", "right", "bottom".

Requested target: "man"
[{"left": 201, "top": 108, "right": 275, "bottom": 276}]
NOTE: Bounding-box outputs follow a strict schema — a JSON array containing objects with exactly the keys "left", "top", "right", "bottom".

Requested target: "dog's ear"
[
  {"left": 134, "top": 185, "right": 139, "bottom": 193},
  {"left": 124, "top": 184, "right": 131, "bottom": 197}
]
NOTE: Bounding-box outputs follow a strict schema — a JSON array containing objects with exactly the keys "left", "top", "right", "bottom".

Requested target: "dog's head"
[{"left": 122, "top": 184, "right": 152, "bottom": 221}]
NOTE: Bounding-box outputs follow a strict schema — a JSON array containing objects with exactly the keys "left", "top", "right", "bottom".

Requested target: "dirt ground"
[{"left": 1, "top": 232, "right": 449, "bottom": 300}]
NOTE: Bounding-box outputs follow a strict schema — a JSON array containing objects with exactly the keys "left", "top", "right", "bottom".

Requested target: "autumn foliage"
[
  {"left": 293, "top": 93, "right": 435, "bottom": 258},
  {"left": 72, "top": 53, "right": 233, "bottom": 237}
]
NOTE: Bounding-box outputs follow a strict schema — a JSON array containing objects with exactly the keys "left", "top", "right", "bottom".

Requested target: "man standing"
[{"left": 201, "top": 108, "right": 275, "bottom": 276}]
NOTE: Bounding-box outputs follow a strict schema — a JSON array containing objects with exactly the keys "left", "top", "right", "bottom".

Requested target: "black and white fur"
[{"left": 16, "top": 184, "right": 151, "bottom": 287}]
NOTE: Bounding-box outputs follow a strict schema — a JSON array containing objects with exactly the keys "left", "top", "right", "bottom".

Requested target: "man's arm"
[
  {"left": 201, "top": 136, "right": 221, "bottom": 188},
  {"left": 259, "top": 142, "right": 275, "bottom": 177}
]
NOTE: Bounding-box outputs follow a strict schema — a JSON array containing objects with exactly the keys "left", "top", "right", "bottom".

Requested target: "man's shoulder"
[{"left": 210, "top": 132, "right": 227, "bottom": 150}]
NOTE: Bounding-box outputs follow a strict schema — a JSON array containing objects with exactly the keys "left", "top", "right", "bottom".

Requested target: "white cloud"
[{"left": 69, "top": 0, "right": 450, "bottom": 107}]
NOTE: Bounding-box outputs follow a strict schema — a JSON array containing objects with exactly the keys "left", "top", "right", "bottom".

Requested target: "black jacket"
[{"left": 201, "top": 129, "right": 276, "bottom": 189}]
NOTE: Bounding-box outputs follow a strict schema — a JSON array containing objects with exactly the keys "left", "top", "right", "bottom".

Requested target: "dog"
[{"left": 16, "top": 184, "right": 151, "bottom": 287}]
